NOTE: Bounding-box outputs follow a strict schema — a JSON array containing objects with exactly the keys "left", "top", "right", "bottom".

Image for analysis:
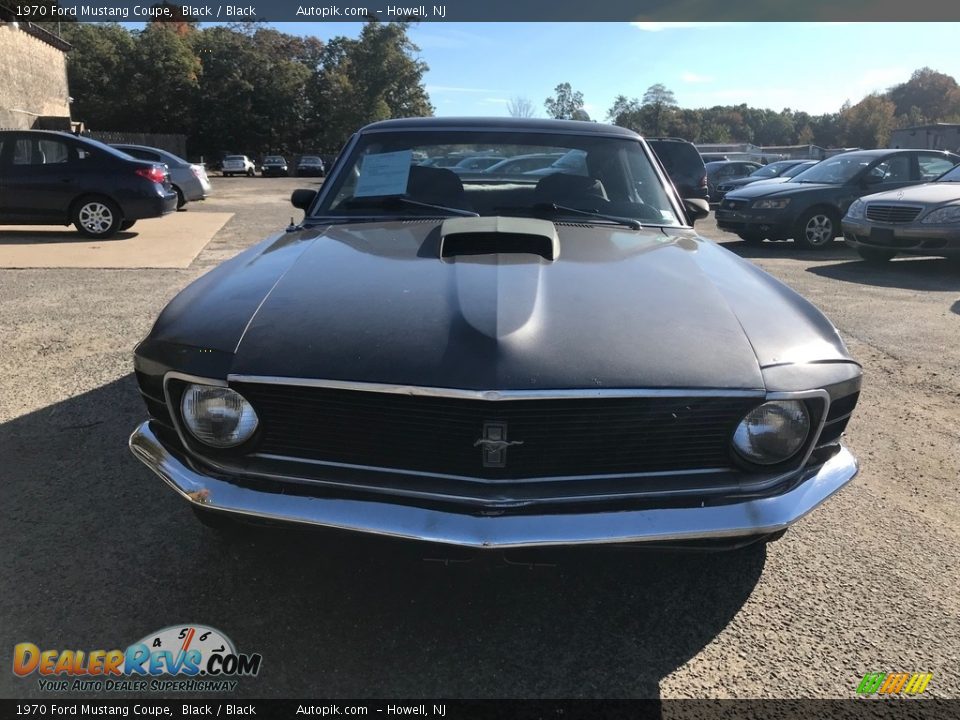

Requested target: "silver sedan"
[
  {"left": 843, "top": 161, "right": 960, "bottom": 262},
  {"left": 112, "top": 144, "right": 212, "bottom": 210}
]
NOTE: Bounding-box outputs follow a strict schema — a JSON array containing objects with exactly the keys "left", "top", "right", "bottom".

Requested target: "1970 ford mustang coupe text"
[{"left": 129, "top": 118, "right": 860, "bottom": 549}]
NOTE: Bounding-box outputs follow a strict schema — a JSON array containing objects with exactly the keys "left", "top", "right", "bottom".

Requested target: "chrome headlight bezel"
[
  {"left": 179, "top": 383, "right": 259, "bottom": 449},
  {"left": 731, "top": 400, "right": 811, "bottom": 467}
]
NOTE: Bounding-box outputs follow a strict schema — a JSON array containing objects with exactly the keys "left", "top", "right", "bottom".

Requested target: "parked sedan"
[
  {"left": 713, "top": 160, "right": 814, "bottom": 203},
  {"left": 716, "top": 149, "right": 960, "bottom": 249},
  {"left": 451, "top": 155, "right": 504, "bottom": 172},
  {"left": 112, "top": 143, "right": 211, "bottom": 209},
  {"left": 129, "top": 117, "right": 860, "bottom": 551},
  {"left": 483, "top": 153, "right": 565, "bottom": 175},
  {"left": 261, "top": 156, "right": 289, "bottom": 177},
  {"left": 843, "top": 160, "right": 960, "bottom": 262},
  {"left": 297, "top": 156, "right": 325, "bottom": 177},
  {"left": 0, "top": 130, "right": 177, "bottom": 237},
  {"left": 706, "top": 161, "right": 763, "bottom": 204}
]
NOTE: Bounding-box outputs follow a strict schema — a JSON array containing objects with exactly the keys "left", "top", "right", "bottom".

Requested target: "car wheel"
[
  {"left": 246, "top": 169, "right": 255, "bottom": 178},
  {"left": 173, "top": 186, "right": 186, "bottom": 210},
  {"left": 737, "top": 233, "right": 764, "bottom": 245},
  {"left": 72, "top": 197, "right": 122, "bottom": 238},
  {"left": 224, "top": 172, "right": 231, "bottom": 178},
  {"left": 192, "top": 506, "right": 244, "bottom": 535},
  {"left": 794, "top": 208, "right": 839, "bottom": 249},
  {"left": 120, "top": 220, "right": 137, "bottom": 231},
  {"left": 857, "top": 247, "right": 897, "bottom": 263}
]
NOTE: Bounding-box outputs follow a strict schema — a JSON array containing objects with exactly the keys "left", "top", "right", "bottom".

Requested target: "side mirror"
[
  {"left": 683, "top": 198, "right": 710, "bottom": 224},
  {"left": 291, "top": 189, "right": 317, "bottom": 211}
]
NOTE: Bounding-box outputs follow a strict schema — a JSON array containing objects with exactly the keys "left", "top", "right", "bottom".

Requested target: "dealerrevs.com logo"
[{"left": 13, "top": 624, "right": 262, "bottom": 692}]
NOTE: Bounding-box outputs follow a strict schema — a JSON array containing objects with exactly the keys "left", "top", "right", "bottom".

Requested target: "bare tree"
[{"left": 507, "top": 96, "right": 536, "bottom": 118}]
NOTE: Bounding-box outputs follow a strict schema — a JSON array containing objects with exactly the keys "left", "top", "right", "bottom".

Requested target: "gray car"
[
  {"left": 129, "top": 117, "right": 860, "bottom": 551},
  {"left": 112, "top": 144, "right": 211, "bottom": 209},
  {"left": 843, "top": 159, "right": 960, "bottom": 262}
]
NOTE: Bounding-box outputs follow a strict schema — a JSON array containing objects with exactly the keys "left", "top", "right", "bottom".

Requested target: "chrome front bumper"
[{"left": 129, "top": 420, "right": 858, "bottom": 549}]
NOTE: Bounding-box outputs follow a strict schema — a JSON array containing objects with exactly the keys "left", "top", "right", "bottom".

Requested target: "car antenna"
[{"left": 286, "top": 216, "right": 298, "bottom": 233}]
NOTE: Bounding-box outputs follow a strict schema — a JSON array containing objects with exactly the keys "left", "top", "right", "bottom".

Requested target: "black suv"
[
  {"left": 716, "top": 149, "right": 960, "bottom": 249},
  {"left": 647, "top": 137, "right": 709, "bottom": 205},
  {"left": 0, "top": 130, "right": 177, "bottom": 237}
]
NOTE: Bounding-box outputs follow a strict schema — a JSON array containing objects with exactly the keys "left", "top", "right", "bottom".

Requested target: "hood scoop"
[{"left": 440, "top": 216, "right": 560, "bottom": 261}]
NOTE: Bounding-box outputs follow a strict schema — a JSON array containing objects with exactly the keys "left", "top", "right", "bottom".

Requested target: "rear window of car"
[
  {"left": 225, "top": 156, "right": 245, "bottom": 161},
  {"left": 649, "top": 140, "right": 705, "bottom": 175}
]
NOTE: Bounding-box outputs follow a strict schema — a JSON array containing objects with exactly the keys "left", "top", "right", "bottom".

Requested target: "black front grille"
[
  {"left": 233, "top": 383, "right": 758, "bottom": 480},
  {"left": 865, "top": 204, "right": 923, "bottom": 223}
]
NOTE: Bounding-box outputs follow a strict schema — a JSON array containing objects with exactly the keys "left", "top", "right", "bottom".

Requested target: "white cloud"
[{"left": 681, "top": 72, "right": 713, "bottom": 83}]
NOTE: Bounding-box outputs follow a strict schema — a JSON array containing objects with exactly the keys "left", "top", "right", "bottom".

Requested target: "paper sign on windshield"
[{"left": 354, "top": 150, "right": 413, "bottom": 197}]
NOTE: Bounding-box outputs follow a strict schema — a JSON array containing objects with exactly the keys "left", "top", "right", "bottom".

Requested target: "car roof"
[{"left": 359, "top": 116, "right": 640, "bottom": 138}]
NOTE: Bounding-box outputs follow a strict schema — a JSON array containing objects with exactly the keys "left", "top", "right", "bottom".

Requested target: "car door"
[{"left": 4, "top": 134, "right": 77, "bottom": 222}]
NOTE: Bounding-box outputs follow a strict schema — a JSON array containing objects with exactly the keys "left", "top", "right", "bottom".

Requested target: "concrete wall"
[{"left": 0, "top": 23, "right": 70, "bottom": 129}]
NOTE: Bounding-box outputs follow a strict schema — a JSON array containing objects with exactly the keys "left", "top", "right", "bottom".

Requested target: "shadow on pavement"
[
  {"left": 952, "top": 299, "right": 960, "bottom": 316},
  {"left": 0, "top": 375, "right": 766, "bottom": 700},
  {"left": 807, "top": 257, "right": 960, "bottom": 292},
  {"left": 0, "top": 230, "right": 138, "bottom": 244},
  {"left": 716, "top": 237, "right": 857, "bottom": 262}
]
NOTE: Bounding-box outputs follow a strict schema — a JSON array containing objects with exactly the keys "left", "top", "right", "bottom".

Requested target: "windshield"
[
  {"left": 314, "top": 130, "right": 684, "bottom": 227},
  {"left": 783, "top": 161, "right": 816, "bottom": 178},
  {"left": 225, "top": 155, "right": 245, "bottom": 161},
  {"left": 937, "top": 163, "right": 960, "bottom": 182},
  {"left": 265, "top": 156, "right": 284, "bottom": 162},
  {"left": 751, "top": 162, "right": 791, "bottom": 178},
  {"left": 790, "top": 154, "right": 877, "bottom": 184},
  {"left": 301, "top": 157, "right": 321, "bottom": 163}
]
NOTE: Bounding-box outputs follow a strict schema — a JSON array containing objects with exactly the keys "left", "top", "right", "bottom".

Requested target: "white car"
[{"left": 222, "top": 155, "right": 255, "bottom": 177}]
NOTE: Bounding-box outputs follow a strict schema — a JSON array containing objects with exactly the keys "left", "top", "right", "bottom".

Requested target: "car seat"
[{"left": 534, "top": 172, "right": 609, "bottom": 208}]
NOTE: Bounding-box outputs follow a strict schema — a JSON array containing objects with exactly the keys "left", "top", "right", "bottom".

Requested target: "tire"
[
  {"left": 223, "top": 172, "right": 231, "bottom": 178},
  {"left": 737, "top": 232, "right": 764, "bottom": 245},
  {"left": 72, "top": 197, "right": 122, "bottom": 238},
  {"left": 192, "top": 506, "right": 245, "bottom": 535},
  {"left": 246, "top": 168, "right": 255, "bottom": 178},
  {"left": 120, "top": 220, "right": 137, "bottom": 231},
  {"left": 793, "top": 208, "right": 839, "bottom": 249},
  {"left": 173, "top": 186, "right": 186, "bottom": 210},
  {"left": 857, "top": 246, "right": 896, "bottom": 263}
]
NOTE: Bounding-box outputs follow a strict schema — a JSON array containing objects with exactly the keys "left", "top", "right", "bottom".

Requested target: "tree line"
[
  {"left": 52, "top": 19, "right": 432, "bottom": 161},
  {"left": 538, "top": 69, "right": 960, "bottom": 149},
  {"left": 47, "top": 16, "right": 960, "bottom": 159}
]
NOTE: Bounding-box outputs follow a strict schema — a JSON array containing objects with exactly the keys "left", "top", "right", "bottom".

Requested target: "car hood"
[
  {"left": 146, "top": 220, "right": 850, "bottom": 390},
  {"left": 148, "top": 220, "right": 852, "bottom": 391},
  {"left": 726, "top": 181, "right": 837, "bottom": 200},
  {"left": 861, "top": 182, "right": 960, "bottom": 205}
]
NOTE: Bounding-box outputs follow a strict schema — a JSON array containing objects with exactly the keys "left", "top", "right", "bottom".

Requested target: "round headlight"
[
  {"left": 732, "top": 400, "right": 810, "bottom": 466},
  {"left": 180, "top": 384, "right": 259, "bottom": 448}
]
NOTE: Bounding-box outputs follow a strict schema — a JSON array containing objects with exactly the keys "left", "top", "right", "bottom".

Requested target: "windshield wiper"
[
  {"left": 341, "top": 196, "right": 478, "bottom": 217},
  {"left": 494, "top": 202, "right": 642, "bottom": 230}
]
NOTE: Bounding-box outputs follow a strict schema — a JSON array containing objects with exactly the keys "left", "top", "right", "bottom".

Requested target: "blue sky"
[{"left": 270, "top": 21, "right": 960, "bottom": 118}]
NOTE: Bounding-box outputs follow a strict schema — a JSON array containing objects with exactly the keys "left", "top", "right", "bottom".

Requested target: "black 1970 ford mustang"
[{"left": 129, "top": 117, "right": 860, "bottom": 549}]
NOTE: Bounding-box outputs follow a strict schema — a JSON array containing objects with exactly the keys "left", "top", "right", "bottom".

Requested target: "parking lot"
[{"left": 2, "top": 176, "right": 958, "bottom": 699}]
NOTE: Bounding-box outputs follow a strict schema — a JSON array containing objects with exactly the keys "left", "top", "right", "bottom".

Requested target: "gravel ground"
[{"left": 1, "top": 178, "right": 958, "bottom": 700}]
